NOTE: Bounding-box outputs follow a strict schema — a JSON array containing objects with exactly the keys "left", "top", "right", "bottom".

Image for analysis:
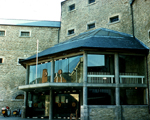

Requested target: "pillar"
[
  {"left": 22, "top": 65, "right": 29, "bottom": 118},
  {"left": 49, "top": 90, "right": 53, "bottom": 120},
  {"left": 81, "top": 52, "right": 88, "bottom": 120},
  {"left": 115, "top": 53, "right": 122, "bottom": 120},
  {"left": 51, "top": 59, "right": 54, "bottom": 83}
]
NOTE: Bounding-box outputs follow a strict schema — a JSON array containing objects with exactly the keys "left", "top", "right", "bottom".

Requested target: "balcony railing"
[
  {"left": 119, "top": 73, "right": 145, "bottom": 84},
  {"left": 87, "top": 72, "right": 114, "bottom": 83}
]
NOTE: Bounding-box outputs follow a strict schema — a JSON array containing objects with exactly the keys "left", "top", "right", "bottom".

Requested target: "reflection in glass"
[
  {"left": 87, "top": 54, "right": 114, "bottom": 83},
  {"left": 29, "top": 62, "right": 51, "bottom": 84},
  {"left": 54, "top": 55, "right": 83, "bottom": 83}
]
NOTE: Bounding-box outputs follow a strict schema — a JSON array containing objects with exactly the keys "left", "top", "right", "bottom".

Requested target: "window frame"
[
  {"left": 19, "top": 30, "right": 31, "bottom": 37},
  {"left": 109, "top": 15, "right": 120, "bottom": 24},
  {"left": 68, "top": 29, "right": 75, "bottom": 36},
  {"left": 89, "top": 0, "right": 96, "bottom": 4},
  {"left": 0, "top": 56, "right": 5, "bottom": 64},
  {"left": 69, "top": 4, "right": 75, "bottom": 11},
  {"left": 87, "top": 23, "right": 95, "bottom": 30},
  {"left": 0, "top": 30, "right": 6, "bottom": 37}
]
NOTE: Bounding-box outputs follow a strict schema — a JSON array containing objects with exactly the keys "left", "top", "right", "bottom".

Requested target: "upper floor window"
[
  {"left": 0, "top": 30, "right": 5, "bottom": 36},
  {"left": 87, "top": 23, "right": 95, "bottom": 29},
  {"left": 69, "top": 4, "right": 75, "bottom": 11},
  {"left": 0, "top": 57, "right": 4, "bottom": 64},
  {"left": 68, "top": 29, "right": 74, "bottom": 35},
  {"left": 20, "top": 31, "right": 31, "bottom": 37},
  {"left": 109, "top": 15, "right": 119, "bottom": 23},
  {"left": 89, "top": 0, "right": 95, "bottom": 4}
]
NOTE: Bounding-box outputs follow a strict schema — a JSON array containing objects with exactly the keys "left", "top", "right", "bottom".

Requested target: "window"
[
  {"left": 0, "top": 30, "right": 5, "bottom": 36},
  {"left": 15, "top": 94, "right": 24, "bottom": 99},
  {"left": 88, "top": 88, "right": 115, "bottom": 105},
  {"left": 120, "top": 88, "right": 146, "bottom": 105},
  {"left": 68, "top": 29, "right": 74, "bottom": 35},
  {"left": 54, "top": 55, "right": 83, "bottom": 83},
  {"left": 89, "top": 0, "right": 95, "bottom": 4},
  {"left": 20, "top": 31, "right": 30, "bottom": 37},
  {"left": 87, "top": 23, "right": 95, "bottom": 29},
  {"left": 69, "top": 4, "right": 75, "bottom": 11},
  {"left": 109, "top": 15, "right": 119, "bottom": 23},
  {"left": 0, "top": 57, "right": 4, "bottom": 64}
]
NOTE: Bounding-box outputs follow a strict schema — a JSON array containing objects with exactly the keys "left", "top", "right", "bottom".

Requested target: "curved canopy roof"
[{"left": 20, "top": 28, "right": 149, "bottom": 65}]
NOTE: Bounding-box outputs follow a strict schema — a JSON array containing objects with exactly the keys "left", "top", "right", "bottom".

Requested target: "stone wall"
[
  {"left": 122, "top": 105, "right": 150, "bottom": 120},
  {"left": 88, "top": 105, "right": 150, "bottom": 120},
  {"left": 60, "top": 0, "right": 133, "bottom": 42},
  {"left": 0, "top": 25, "right": 59, "bottom": 115},
  {"left": 88, "top": 106, "right": 115, "bottom": 120}
]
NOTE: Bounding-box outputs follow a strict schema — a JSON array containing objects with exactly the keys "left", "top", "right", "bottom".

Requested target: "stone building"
[
  {"left": 0, "top": 0, "right": 147, "bottom": 120},
  {"left": 18, "top": 0, "right": 150, "bottom": 120},
  {"left": 0, "top": 19, "right": 60, "bottom": 112}
]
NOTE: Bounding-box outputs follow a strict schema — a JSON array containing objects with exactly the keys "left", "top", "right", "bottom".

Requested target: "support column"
[
  {"left": 115, "top": 53, "right": 121, "bottom": 120},
  {"left": 49, "top": 90, "right": 53, "bottom": 120},
  {"left": 81, "top": 52, "right": 88, "bottom": 120},
  {"left": 51, "top": 59, "right": 54, "bottom": 83},
  {"left": 22, "top": 65, "right": 29, "bottom": 118}
]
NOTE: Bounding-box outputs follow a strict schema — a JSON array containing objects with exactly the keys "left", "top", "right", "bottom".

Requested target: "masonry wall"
[
  {"left": 60, "top": 0, "right": 133, "bottom": 42},
  {"left": 0, "top": 25, "right": 59, "bottom": 113}
]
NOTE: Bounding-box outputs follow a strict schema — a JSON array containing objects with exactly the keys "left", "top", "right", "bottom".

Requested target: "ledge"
[{"left": 0, "top": 99, "right": 3, "bottom": 101}]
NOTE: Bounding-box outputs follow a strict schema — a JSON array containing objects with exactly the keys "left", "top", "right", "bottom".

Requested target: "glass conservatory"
[{"left": 19, "top": 28, "right": 149, "bottom": 120}]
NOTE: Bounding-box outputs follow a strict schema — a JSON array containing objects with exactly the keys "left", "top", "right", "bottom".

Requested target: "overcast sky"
[{"left": 0, "top": 0, "right": 65, "bottom": 21}]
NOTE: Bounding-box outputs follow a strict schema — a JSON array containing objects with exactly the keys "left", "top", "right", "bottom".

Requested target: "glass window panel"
[
  {"left": 87, "top": 54, "right": 114, "bottom": 83},
  {"left": 21, "top": 31, "right": 30, "bottom": 37},
  {"left": 29, "top": 62, "right": 51, "bottom": 84},
  {"left": 120, "top": 88, "right": 146, "bottom": 105},
  {"left": 119, "top": 55, "right": 146, "bottom": 84},
  {"left": 88, "top": 88, "right": 115, "bottom": 105},
  {"left": 0, "top": 31, "right": 5, "bottom": 36},
  {"left": 54, "top": 55, "right": 83, "bottom": 83}
]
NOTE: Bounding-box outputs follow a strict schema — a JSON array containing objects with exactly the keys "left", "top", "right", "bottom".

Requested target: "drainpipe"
[
  {"left": 58, "top": 27, "right": 60, "bottom": 43},
  {"left": 130, "top": 0, "right": 135, "bottom": 37}
]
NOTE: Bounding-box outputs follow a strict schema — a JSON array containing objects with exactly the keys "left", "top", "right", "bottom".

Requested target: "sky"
[{"left": 0, "top": 0, "right": 65, "bottom": 21}]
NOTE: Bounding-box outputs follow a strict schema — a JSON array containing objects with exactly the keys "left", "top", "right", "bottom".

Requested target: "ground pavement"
[{"left": 0, "top": 116, "right": 49, "bottom": 120}]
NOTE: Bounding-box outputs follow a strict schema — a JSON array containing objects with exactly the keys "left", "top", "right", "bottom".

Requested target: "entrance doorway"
[{"left": 53, "top": 90, "right": 80, "bottom": 119}]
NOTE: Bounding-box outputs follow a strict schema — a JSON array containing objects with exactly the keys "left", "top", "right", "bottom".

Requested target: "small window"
[
  {"left": 0, "top": 57, "right": 4, "bottom": 64},
  {"left": 0, "top": 30, "right": 5, "bottom": 36},
  {"left": 20, "top": 31, "right": 30, "bottom": 37},
  {"left": 69, "top": 4, "right": 75, "bottom": 11},
  {"left": 110, "top": 15, "right": 119, "bottom": 23},
  {"left": 88, "top": 23, "right": 95, "bottom": 29},
  {"left": 15, "top": 94, "right": 24, "bottom": 99},
  {"left": 68, "top": 29, "right": 74, "bottom": 35},
  {"left": 89, "top": 0, "right": 95, "bottom": 4}
]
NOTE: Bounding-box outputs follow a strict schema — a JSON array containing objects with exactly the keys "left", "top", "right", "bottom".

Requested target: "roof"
[
  {"left": 20, "top": 28, "right": 149, "bottom": 64},
  {"left": 0, "top": 19, "right": 61, "bottom": 27}
]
